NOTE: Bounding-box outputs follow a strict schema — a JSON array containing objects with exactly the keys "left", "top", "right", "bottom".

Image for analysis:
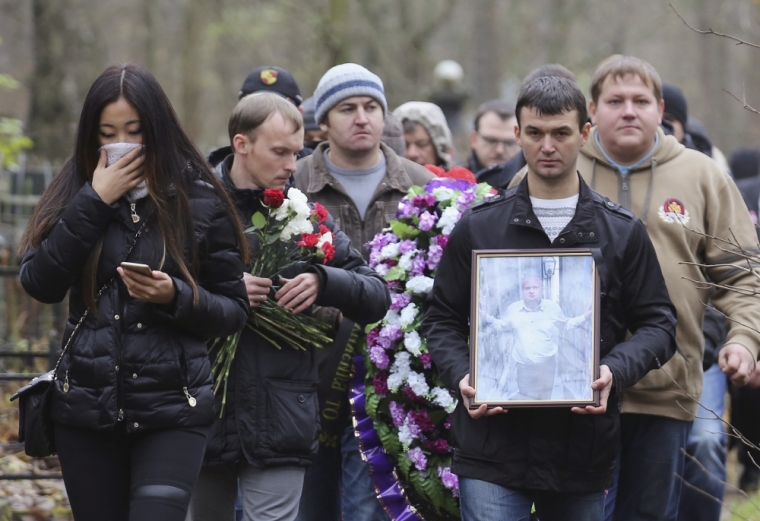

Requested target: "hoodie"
[
  {"left": 582, "top": 127, "right": 760, "bottom": 420},
  {"left": 510, "top": 127, "right": 760, "bottom": 421}
]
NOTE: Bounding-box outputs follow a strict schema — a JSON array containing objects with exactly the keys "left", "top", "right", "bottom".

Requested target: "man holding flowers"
[
  {"left": 187, "top": 92, "right": 390, "bottom": 521},
  {"left": 422, "top": 76, "right": 677, "bottom": 521}
]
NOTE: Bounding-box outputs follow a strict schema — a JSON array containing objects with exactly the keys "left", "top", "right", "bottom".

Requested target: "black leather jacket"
[
  {"left": 202, "top": 155, "right": 390, "bottom": 468},
  {"left": 20, "top": 179, "right": 249, "bottom": 433},
  {"left": 421, "top": 174, "right": 677, "bottom": 493}
]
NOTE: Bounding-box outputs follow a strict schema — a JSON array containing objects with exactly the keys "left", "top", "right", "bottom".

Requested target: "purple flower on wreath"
[
  {"left": 390, "top": 292, "right": 413, "bottom": 311},
  {"left": 410, "top": 409, "right": 435, "bottom": 432},
  {"left": 373, "top": 372, "right": 389, "bottom": 395},
  {"left": 406, "top": 413, "right": 422, "bottom": 438},
  {"left": 389, "top": 401, "right": 406, "bottom": 427},
  {"left": 368, "top": 232, "right": 398, "bottom": 253},
  {"left": 418, "top": 211, "right": 437, "bottom": 232},
  {"left": 427, "top": 178, "right": 473, "bottom": 192},
  {"left": 369, "top": 345, "right": 389, "bottom": 370},
  {"left": 412, "top": 194, "right": 436, "bottom": 208},
  {"left": 444, "top": 414, "right": 453, "bottom": 430},
  {"left": 407, "top": 447, "right": 428, "bottom": 471},
  {"left": 368, "top": 250, "right": 382, "bottom": 268},
  {"left": 399, "top": 240, "right": 417, "bottom": 255},
  {"left": 397, "top": 199, "right": 420, "bottom": 219},
  {"left": 419, "top": 352, "right": 433, "bottom": 369},
  {"left": 425, "top": 438, "right": 452, "bottom": 454},
  {"left": 403, "top": 385, "right": 428, "bottom": 404},
  {"left": 366, "top": 328, "right": 380, "bottom": 346},
  {"left": 427, "top": 241, "right": 444, "bottom": 271},
  {"left": 456, "top": 190, "right": 477, "bottom": 211},
  {"left": 386, "top": 280, "right": 402, "bottom": 292},
  {"left": 378, "top": 324, "right": 403, "bottom": 349},
  {"left": 410, "top": 255, "right": 427, "bottom": 277},
  {"left": 437, "top": 234, "right": 449, "bottom": 249},
  {"left": 438, "top": 467, "right": 459, "bottom": 495}
]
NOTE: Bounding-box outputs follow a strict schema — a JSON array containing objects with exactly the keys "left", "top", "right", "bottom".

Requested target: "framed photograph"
[{"left": 469, "top": 249, "right": 600, "bottom": 408}]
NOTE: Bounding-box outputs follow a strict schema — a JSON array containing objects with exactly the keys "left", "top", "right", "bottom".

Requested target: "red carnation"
[
  {"left": 319, "top": 224, "right": 331, "bottom": 235},
  {"left": 321, "top": 242, "right": 336, "bottom": 264},
  {"left": 298, "top": 233, "right": 320, "bottom": 248},
  {"left": 263, "top": 189, "right": 285, "bottom": 208},
  {"left": 441, "top": 166, "right": 477, "bottom": 183},
  {"left": 424, "top": 164, "right": 446, "bottom": 177},
  {"left": 314, "top": 203, "right": 329, "bottom": 223}
]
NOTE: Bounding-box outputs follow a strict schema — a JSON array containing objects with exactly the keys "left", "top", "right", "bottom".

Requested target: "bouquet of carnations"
[
  {"left": 362, "top": 168, "right": 494, "bottom": 519},
  {"left": 212, "top": 187, "right": 337, "bottom": 416}
]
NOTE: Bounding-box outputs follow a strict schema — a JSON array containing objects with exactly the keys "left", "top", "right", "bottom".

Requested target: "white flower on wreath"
[
  {"left": 436, "top": 206, "right": 462, "bottom": 235},
  {"left": 398, "top": 251, "right": 416, "bottom": 271},
  {"left": 400, "top": 303, "right": 419, "bottom": 327},
  {"left": 384, "top": 309, "right": 401, "bottom": 326},
  {"left": 406, "top": 276, "right": 434, "bottom": 295},
  {"left": 432, "top": 186, "right": 455, "bottom": 202},
  {"left": 379, "top": 242, "right": 401, "bottom": 260},
  {"left": 404, "top": 331, "right": 422, "bottom": 356},
  {"left": 431, "top": 387, "right": 457, "bottom": 414},
  {"left": 287, "top": 188, "right": 312, "bottom": 219},
  {"left": 407, "top": 371, "right": 430, "bottom": 397},
  {"left": 387, "top": 371, "right": 405, "bottom": 392},
  {"left": 398, "top": 421, "right": 414, "bottom": 447}
]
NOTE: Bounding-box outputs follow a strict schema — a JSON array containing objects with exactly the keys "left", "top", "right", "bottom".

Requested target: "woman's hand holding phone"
[
  {"left": 117, "top": 266, "right": 176, "bottom": 305},
  {"left": 92, "top": 147, "right": 146, "bottom": 204}
]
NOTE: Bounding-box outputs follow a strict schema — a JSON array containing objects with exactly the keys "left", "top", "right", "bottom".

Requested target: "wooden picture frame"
[{"left": 469, "top": 249, "right": 600, "bottom": 408}]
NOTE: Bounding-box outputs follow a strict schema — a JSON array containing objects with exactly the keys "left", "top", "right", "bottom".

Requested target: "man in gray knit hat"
[
  {"left": 293, "top": 63, "right": 433, "bottom": 521},
  {"left": 393, "top": 101, "right": 455, "bottom": 169}
]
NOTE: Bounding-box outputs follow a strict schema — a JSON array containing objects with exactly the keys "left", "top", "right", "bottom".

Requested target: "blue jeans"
[
  {"left": 340, "top": 423, "right": 389, "bottom": 521},
  {"left": 677, "top": 364, "right": 727, "bottom": 521},
  {"left": 460, "top": 477, "right": 605, "bottom": 521},
  {"left": 603, "top": 414, "right": 693, "bottom": 521}
]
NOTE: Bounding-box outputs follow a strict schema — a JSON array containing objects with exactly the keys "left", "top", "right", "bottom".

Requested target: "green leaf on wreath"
[
  {"left": 408, "top": 185, "right": 426, "bottom": 197},
  {"left": 251, "top": 212, "right": 267, "bottom": 230},
  {"left": 365, "top": 389, "right": 380, "bottom": 419},
  {"left": 375, "top": 421, "right": 401, "bottom": 458},
  {"left": 397, "top": 452, "right": 412, "bottom": 477},
  {"left": 385, "top": 266, "right": 407, "bottom": 281},
  {"left": 390, "top": 220, "right": 420, "bottom": 239}
]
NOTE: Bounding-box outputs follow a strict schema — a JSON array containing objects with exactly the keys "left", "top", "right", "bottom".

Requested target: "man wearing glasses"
[{"left": 466, "top": 99, "right": 520, "bottom": 176}]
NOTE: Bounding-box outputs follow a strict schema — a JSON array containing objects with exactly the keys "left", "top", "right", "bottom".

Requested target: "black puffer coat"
[
  {"left": 203, "top": 156, "right": 390, "bottom": 468},
  {"left": 20, "top": 180, "right": 249, "bottom": 433}
]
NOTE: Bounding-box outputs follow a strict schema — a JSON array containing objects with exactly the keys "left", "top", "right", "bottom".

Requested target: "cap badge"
[
  {"left": 260, "top": 69, "right": 278, "bottom": 85},
  {"left": 658, "top": 198, "right": 690, "bottom": 224}
]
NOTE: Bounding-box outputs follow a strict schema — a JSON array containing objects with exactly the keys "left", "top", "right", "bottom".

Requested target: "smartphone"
[{"left": 120, "top": 262, "right": 153, "bottom": 276}]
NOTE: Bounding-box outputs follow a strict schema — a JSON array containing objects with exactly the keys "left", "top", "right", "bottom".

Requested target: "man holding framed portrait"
[{"left": 422, "top": 76, "right": 677, "bottom": 521}]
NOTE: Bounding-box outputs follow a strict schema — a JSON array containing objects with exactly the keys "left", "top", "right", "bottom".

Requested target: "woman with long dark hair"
[{"left": 18, "top": 63, "right": 249, "bottom": 521}]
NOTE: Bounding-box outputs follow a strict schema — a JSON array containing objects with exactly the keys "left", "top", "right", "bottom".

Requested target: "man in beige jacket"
[{"left": 510, "top": 55, "right": 760, "bottom": 521}]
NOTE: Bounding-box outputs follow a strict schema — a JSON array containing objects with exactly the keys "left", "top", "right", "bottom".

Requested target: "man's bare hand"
[
  {"left": 572, "top": 364, "right": 613, "bottom": 415},
  {"left": 720, "top": 343, "right": 756, "bottom": 387},
  {"left": 275, "top": 273, "right": 320, "bottom": 314},
  {"left": 243, "top": 273, "right": 272, "bottom": 308},
  {"left": 459, "top": 373, "right": 508, "bottom": 419}
]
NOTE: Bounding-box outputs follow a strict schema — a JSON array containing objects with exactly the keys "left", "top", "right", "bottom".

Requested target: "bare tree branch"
[
  {"left": 723, "top": 87, "right": 760, "bottom": 116},
  {"left": 670, "top": 3, "right": 760, "bottom": 49}
]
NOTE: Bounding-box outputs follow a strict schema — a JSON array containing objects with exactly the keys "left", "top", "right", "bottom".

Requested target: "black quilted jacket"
[
  {"left": 20, "top": 179, "right": 249, "bottom": 433},
  {"left": 202, "top": 155, "right": 390, "bottom": 468}
]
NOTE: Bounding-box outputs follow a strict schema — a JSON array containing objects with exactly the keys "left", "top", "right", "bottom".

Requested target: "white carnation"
[
  {"left": 399, "top": 303, "right": 419, "bottom": 327},
  {"left": 404, "top": 331, "right": 422, "bottom": 356},
  {"left": 406, "top": 371, "right": 430, "bottom": 397},
  {"left": 431, "top": 387, "right": 457, "bottom": 413},
  {"left": 432, "top": 186, "right": 455, "bottom": 202},
  {"left": 406, "top": 276, "right": 434, "bottom": 295},
  {"left": 387, "top": 371, "right": 405, "bottom": 392},
  {"left": 286, "top": 188, "right": 311, "bottom": 218},
  {"left": 398, "top": 422, "right": 414, "bottom": 447},
  {"left": 270, "top": 199, "right": 291, "bottom": 221},
  {"left": 384, "top": 310, "right": 401, "bottom": 326},
  {"left": 391, "top": 351, "right": 412, "bottom": 377},
  {"left": 436, "top": 206, "right": 462, "bottom": 235},
  {"left": 379, "top": 243, "right": 401, "bottom": 260},
  {"left": 398, "top": 251, "right": 416, "bottom": 271},
  {"left": 317, "top": 231, "right": 333, "bottom": 247},
  {"left": 375, "top": 264, "right": 390, "bottom": 277},
  {"left": 280, "top": 216, "right": 313, "bottom": 241}
]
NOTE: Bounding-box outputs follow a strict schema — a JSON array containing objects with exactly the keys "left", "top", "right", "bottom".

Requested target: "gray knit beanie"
[{"left": 314, "top": 63, "right": 387, "bottom": 124}]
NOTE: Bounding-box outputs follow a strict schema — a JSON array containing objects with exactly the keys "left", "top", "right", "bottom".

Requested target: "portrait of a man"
[{"left": 472, "top": 253, "right": 597, "bottom": 406}]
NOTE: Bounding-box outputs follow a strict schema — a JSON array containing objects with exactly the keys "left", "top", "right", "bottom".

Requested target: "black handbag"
[{"left": 11, "top": 217, "right": 150, "bottom": 457}]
